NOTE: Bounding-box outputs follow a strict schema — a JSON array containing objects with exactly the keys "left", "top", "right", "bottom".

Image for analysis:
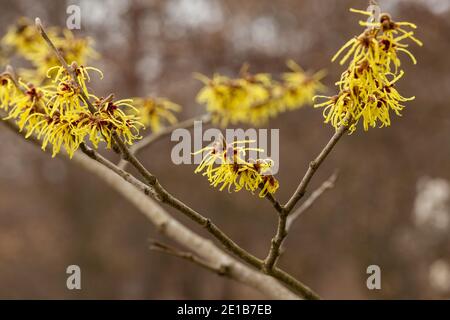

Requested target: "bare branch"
[
  {"left": 2, "top": 66, "right": 25, "bottom": 92},
  {"left": 150, "top": 240, "right": 230, "bottom": 276},
  {"left": 36, "top": 18, "right": 93, "bottom": 112},
  {"left": 263, "top": 117, "right": 350, "bottom": 273},
  {"left": 35, "top": 18, "right": 71, "bottom": 72},
  {"left": 265, "top": 192, "right": 284, "bottom": 213},
  {"left": 263, "top": 211, "right": 289, "bottom": 272},
  {"left": 286, "top": 172, "right": 338, "bottom": 232}
]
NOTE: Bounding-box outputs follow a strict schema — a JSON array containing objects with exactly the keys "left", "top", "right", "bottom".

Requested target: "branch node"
[
  {"left": 157, "top": 221, "right": 168, "bottom": 233},
  {"left": 217, "top": 264, "right": 231, "bottom": 276},
  {"left": 309, "top": 160, "right": 318, "bottom": 170},
  {"left": 203, "top": 218, "right": 212, "bottom": 228}
]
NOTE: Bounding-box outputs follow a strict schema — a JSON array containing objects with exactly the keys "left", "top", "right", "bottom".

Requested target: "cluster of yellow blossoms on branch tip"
[
  {"left": 193, "top": 138, "right": 279, "bottom": 198},
  {"left": 314, "top": 8, "right": 422, "bottom": 133},
  {"left": 1, "top": 63, "right": 143, "bottom": 158},
  {"left": 195, "top": 61, "right": 325, "bottom": 127},
  {"left": 2, "top": 17, "right": 97, "bottom": 83}
]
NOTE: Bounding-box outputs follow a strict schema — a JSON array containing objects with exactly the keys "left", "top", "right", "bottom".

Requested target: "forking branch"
[
  {"left": 33, "top": 18, "right": 321, "bottom": 299},
  {"left": 0, "top": 115, "right": 300, "bottom": 299},
  {"left": 286, "top": 171, "right": 338, "bottom": 232},
  {"left": 262, "top": 115, "right": 350, "bottom": 272}
]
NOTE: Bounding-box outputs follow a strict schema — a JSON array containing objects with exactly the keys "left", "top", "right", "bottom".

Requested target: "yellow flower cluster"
[
  {"left": 1, "top": 65, "right": 142, "bottom": 157},
  {"left": 196, "top": 61, "right": 325, "bottom": 127},
  {"left": 133, "top": 97, "right": 181, "bottom": 133},
  {"left": 0, "top": 74, "right": 16, "bottom": 111},
  {"left": 2, "top": 17, "right": 97, "bottom": 83},
  {"left": 194, "top": 139, "right": 279, "bottom": 198},
  {"left": 314, "top": 8, "right": 422, "bottom": 132}
]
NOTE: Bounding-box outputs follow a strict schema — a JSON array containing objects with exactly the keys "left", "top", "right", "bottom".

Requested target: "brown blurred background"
[{"left": 0, "top": 0, "right": 449, "bottom": 299}]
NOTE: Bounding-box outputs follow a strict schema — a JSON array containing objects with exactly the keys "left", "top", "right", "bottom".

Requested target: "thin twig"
[
  {"left": 286, "top": 172, "right": 337, "bottom": 232},
  {"left": 263, "top": 211, "right": 289, "bottom": 272},
  {"left": 275, "top": 172, "right": 337, "bottom": 261},
  {"left": 35, "top": 18, "right": 71, "bottom": 71},
  {"left": 265, "top": 192, "right": 284, "bottom": 213},
  {"left": 133, "top": 114, "right": 211, "bottom": 155},
  {"left": 2, "top": 66, "right": 25, "bottom": 91},
  {"left": 36, "top": 17, "right": 123, "bottom": 155},
  {"left": 36, "top": 18, "right": 96, "bottom": 114},
  {"left": 150, "top": 240, "right": 231, "bottom": 276},
  {"left": 118, "top": 113, "right": 211, "bottom": 169},
  {"left": 284, "top": 122, "right": 349, "bottom": 213},
  {"left": 263, "top": 118, "right": 349, "bottom": 272}
]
